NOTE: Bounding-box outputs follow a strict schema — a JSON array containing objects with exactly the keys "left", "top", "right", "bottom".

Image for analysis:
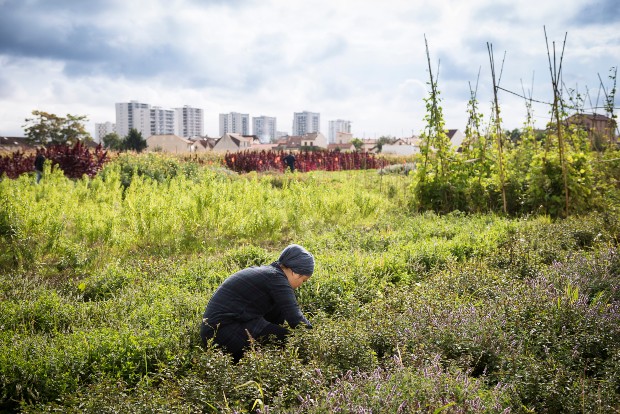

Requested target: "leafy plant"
[
  {"left": 224, "top": 150, "right": 383, "bottom": 173},
  {"left": 0, "top": 142, "right": 108, "bottom": 179}
]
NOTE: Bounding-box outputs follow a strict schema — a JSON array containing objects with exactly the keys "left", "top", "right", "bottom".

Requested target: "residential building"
[
  {"left": 274, "top": 135, "right": 302, "bottom": 151},
  {"left": 301, "top": 132, "right": 328, "bottom": 149},
  {"left": 0, "top": 136, "right": 30, "bottom": 153},
  {"left": 212, "top": 133, "right": 259, "bottom": 152},
  {"left": 447, "top": 129, "right": 465, "bottom": 151},
  {"left": 115, "top": 101, "right": 205, "bottom": 139},
  {"left": 219, "top": 112, "right": 250, "bottom": 136},
  {"left": 380, "top": 135, "right": 422, "bottom": 155},
  {"left": 328, "top": 119, "right": 351, "bottom": 143},
  {"left": 252, "top": 116, "right": 277, "bottom": 143},
  {"left": 334, "top": 131, "right": 353, "bottom": 144},
  {"left": 566, "top": 113, "right": 617, "bottom": 146},
  {"left": 192, "top": 136, "right": 218, "bottom": 152},
  {"left": 115, "top": 101, "right": 151, "bottom": 138},
  {"left": 274, "top": 132, "right": 328, "bottom": 150},
  {"left": 150, "top": 107, "right": 176, "bottom": 136},
  {"left": 292, "top": 111, "right": 320, "bottom": 136},
  {"left": 361, "top": 139, "right": 379, "bottom": 153},
  {"left": 250, "top": 143, "right": 278, "bottom": 152},
  {"left": 146, "top": 134, "right": 196, "bottom": 153},
  {"left": 300, "top": 132, "right": 328, "bottom": 149},
  {"left": 175, "top": 106, "right": 204, "bottom": 138},
  {"left": 327, "top": 142, "right": 356, "bottom": 152},
  {"left": 399, "top": 136, "right": 421, "bottom": 146},
  {"left": 381, "top": 141, "right": 419, "bottom": 156},
  {"left": 95, "top": 122, "right": 116, "bottom": 143}
]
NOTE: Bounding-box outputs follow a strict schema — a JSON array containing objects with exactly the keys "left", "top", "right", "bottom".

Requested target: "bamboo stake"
[
  {"left": 467, "top": 67, "right": 486, "bottom": 186},
  {"left": 520, "top": 72, "right": 535, "bottom": 129},
  {"left": 598, "top": 67, "right": 619, "bottom": 141},
  {"left": 466, "top": 66, "right": 482, "bottom": 149},
  {"left": 422, "top": 34, "right": 443, "bottom": 178},
  {"left": 421, "top": 35, "right": 435, "bottom": 177},
  {"left": 487, "top": 42, "right": 507, "bottom": 214},
  {"left": 544, "top": 26, "right": 569, "bottom": 217}
]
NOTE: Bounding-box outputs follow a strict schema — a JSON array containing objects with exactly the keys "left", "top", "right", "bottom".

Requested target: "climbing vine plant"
[{"left": 413, "top": 36, "right": 464, "bottom": 213}]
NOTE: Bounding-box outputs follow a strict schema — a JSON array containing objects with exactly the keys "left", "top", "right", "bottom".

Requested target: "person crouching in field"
[{"left": 200, "top": 244, "right": 314, "bottom": 362}]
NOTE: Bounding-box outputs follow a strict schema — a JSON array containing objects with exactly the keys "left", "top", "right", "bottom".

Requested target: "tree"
[
  {"left": 122, "top": 128, "right": 147, "bottom": 152},
  {"left": 23, "top": 110, "right": 92, "bottom": 145},
  {"left": 351, "top": 138, "right": 363, "bottom": 151},
  {"left": 23, "top": 111, "right": 65, "bottom": 145},
  {"left": 62, "top": 114, "right": 92, "bottom": 144},
  {"left": 508, "top": 128, "right": 521, "bottom": 143},
  {"left": 102, "top": 132, "right": 123, "bottom": 150}
]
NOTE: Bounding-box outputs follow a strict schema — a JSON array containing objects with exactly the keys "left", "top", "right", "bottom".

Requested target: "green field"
[{"left": 1, "top": 154, "right": 619, "bottom": 413}]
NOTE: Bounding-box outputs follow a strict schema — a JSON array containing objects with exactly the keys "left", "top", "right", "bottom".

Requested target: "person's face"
[{"left": 289, "top": 272, "right": 310, "bottom": 289}]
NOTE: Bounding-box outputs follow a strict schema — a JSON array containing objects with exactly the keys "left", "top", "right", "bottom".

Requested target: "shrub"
[
  {"left": 222, "top": 244, "right": 273, "bottom": 271},
  {"left": 224, "top": 150, "right": 382, "bottom": 173},
  {"left": 292, "top": 318, "right": 378, "bottom": 373},
  {"left": 296, "top": 359, "right": 515, "bottom": 413},
  {"left": 100, "top": 152, "right": 200, "bottom": 189},
  {"left": 0, "top": 142, "right": 108, "bottom": 180}
]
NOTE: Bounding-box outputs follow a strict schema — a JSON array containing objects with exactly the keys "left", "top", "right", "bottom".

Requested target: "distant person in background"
[
  {"left": 34, "top": 149, "right": 46, "bottom": 183},
  {"left": 283, "top": 152, "right": 296, "bottom": 172},
  {"left": 200, "top": 244, "right": 314, "bottom": 362}
]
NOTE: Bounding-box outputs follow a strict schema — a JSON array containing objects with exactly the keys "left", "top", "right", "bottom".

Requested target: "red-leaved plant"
[
  {"left": 0, "top": 141, "right": 108, "bottom": 179},
  {"left": 224, "top": 150, "right": 383, "bottom": 173}
]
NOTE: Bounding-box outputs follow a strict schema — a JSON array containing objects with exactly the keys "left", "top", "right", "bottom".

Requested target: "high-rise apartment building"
[
  {"left": 175, "top": 106, "right": 204, "bottom": 138},
  {"left": 292, "top": 111, "right": 320, "bottom": 136},
  {"left": 114, "top": 101, "right": 204, "bottom": 139},
  {"left": 252, "top": 116, "right": 277, "bottom": 142},
  {"left": 95, "top": 122, "right": 116, "bottom": 143},
  {"left": 115, "top": 101, "right": 151, "bottom": 138},
  {"left": 219, "top": 112, "right": 250, "bottom": 136},
  {"left": 150, "top": 107, "right": 176, "bottom": 136},
  {"left": 328, "top": 119, "right": 352, "bottom": 143}
]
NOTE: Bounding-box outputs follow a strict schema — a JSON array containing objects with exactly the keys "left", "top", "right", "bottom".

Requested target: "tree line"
[{"left": 23, "top": 110, "right": 147, "bottom": 152}]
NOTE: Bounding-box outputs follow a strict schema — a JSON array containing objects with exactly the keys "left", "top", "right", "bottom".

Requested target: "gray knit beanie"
[{"left": 278, "top": 244, "right": 315, "bottom": 276}]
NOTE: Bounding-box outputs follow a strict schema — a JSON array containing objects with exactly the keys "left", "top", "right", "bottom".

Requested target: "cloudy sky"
[{"left": 0, "top": 0, "right": 618, "bottom": 140}]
